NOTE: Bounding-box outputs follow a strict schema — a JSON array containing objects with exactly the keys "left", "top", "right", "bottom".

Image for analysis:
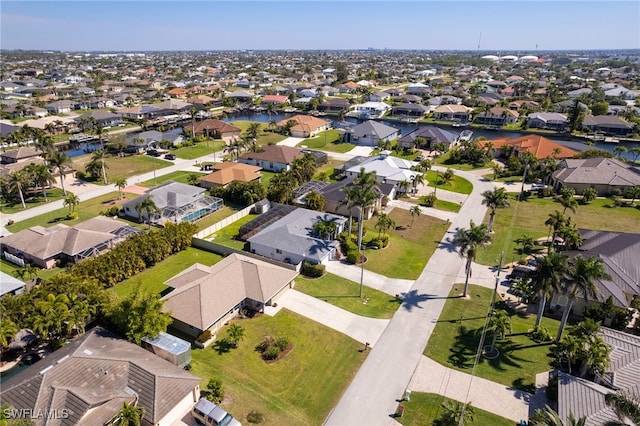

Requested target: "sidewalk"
[
  {"left": 267, "top": 289, "right": 390, "bottom": 346},
  {"left": 325, "top": 259, "right": 414, "bottom": 297},
  {"left": 408, "top": 356, "right": 531, "bottom": 423}
]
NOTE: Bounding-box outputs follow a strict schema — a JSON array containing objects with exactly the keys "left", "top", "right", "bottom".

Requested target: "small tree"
[
  {"left": 206, "top": 378, "right": 225, "bottom": 404},
  {"left": 375, "top": 212, "right": 395, "bottom": 237},
  {"left": 582, "top": 186, "right": 597, "bottom": 204},
  {"left": 409, "top": 205, "right": 421, "bottom": 228},
  {"left": 63, "top": 193, "right": 80, "bottom": 215},
  {"left": 225, "top": 323, "right": 245, "bottom": 348},
  {"left": 111, "top": 402, "right": 145, "bottom": 426},
  {"left": 114, "top": 177, "right": 127, "bottom": 200},
  {"left": 439, "top": 400, "right": 475, "bottom": 426}
]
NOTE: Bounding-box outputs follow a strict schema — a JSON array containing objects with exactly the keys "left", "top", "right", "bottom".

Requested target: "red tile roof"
[{"left": 481, "top": 134, "right": 577, "bottom": 159}]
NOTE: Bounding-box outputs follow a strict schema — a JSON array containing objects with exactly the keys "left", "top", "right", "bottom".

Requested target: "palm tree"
[
  {"left": 29, "top": 164, "right": 55, "bottom": 202},
  {"left": 188, "top": 107, "right": 198, "bottom": 138},
  {"left": 487, "top": 309, "right": 512, "bottom": 354},
  {"left": 452, "top": 221, "right": 491, "bottom": 298},
  {"left": 225, "top": 323, "right": 245, "bottom": 348},
  {"left": 91, "top": 149, "right": 109, "bottom": 184},
  {"left": 8, "top": 170, "right": 28, "bottom": 209},
  {"left": 631, "top": 147, "right": 640, "bottom": 164},
  {"left": 0, "top": 318, "right": 18, "bottom": 350},
  {"left": 626, "top": 186, "right": 640, "bottom": 205},
  {"left": 114, "top": 177, "right": 127, "bottom": 200},
  {"left": 529, "top": 251, "right": 569, "bottom": 328},
  {"left": 63, "top": 192, "right": 80, "bottom": 215},
  {"left": 397, "top": 179, "right": 410, "bottom": 195},
  {"left": 343, "top": 168, "right": 379, "bottom": 257},
  {"left": 375, "top": 213, "right": 395, "bottom": 237},
  {"left": 410, "top": 172, "right": 426, "bottom": 194},
  {"left": 545, "top": 210, "right": 567, "bottom": 248},
  {"left": 47, "top": 150, "right": 72, "bottom": 195},
  {"left": 556, "top": 256, "right": 609, "bottom": 341},
  {"left": 582, "top": 186, "right": 598, "bottom": 204},
  {"left": 313, "top": 220, "right": 338, "bottom": 240},
  {"left": 441, "top": 168, "right": 455, "bottom": 186},
  {"left": 438, "top": 400, "right": 475, "bottom": 426},
  {"left": 514, "top": 234, "right": 536, "bottom": 261},
  {"left": 604, "top": 391, "right": 640, "bottom": 426},
  {"left": 187, "top": 173, "right": 201, "bottom": 186},
  {"left": 530, "top": 405, "right": 586, "bottom": 426},
  {"left": 111, "top": 401, "right": 145, "bottom": 426},
  {"left": 481, "top": 187, "right": 510, "bottom": 233},
  {"left": 247, "top": 122, "right": 262, "bottom": 140},
  {"left": 135, "top": 196, "right": 161, "bottom": 229},
  {"left": 409, "top": 205, "right": 421, "bottom": 228},
  {"left": 555, "top": 187, "right": 578, "bottom": 214}
]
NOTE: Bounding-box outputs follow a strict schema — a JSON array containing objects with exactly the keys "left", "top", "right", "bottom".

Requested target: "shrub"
[
  {"left": 530, "top": 325, "right": 552, "bottom": 343},
  {"left": 258, "top": 335, "right": 290, "bottom": 361},
  {"left": 75, "top": 170, "right": 87, "bottom": 180},
  {"left": 420, "top": 193, "right": 436, "bottom": 207},
  {"left": 301, "top": 261, "right": 325, "bottom": 278},
  {"left": 246, "top": 411, "right": 264, "bottom": 424},
  {"left": 274, "top": 336, "right": 289, "bottom": 352},
  {"left": 101, "top": 206, "right": 121, "bottom": 217},
  {"left": 196, "top": 329, "right": 212, "bottom": 343},
  {"left": 206, "top": 378, "right": 224, "bottom": 404},
  {"left": 263, "top": 345, "right": 281, "bottom": 360},
  {"left": 67, "top": 212, "right": 78, "bottom": 220},
  {"left": 610, "top": 307, "right": 633, "bottom": 330},
  {"left": 346, "top": 250, "right": 360, "bottom": 264}
]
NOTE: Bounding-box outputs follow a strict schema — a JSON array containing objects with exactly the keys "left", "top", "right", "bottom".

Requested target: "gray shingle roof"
[{"left": 349, "top": 120, "right": 399, "bottom": 139}]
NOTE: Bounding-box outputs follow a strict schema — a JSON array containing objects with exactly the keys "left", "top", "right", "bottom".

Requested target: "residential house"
[
  {"left": 474, "top": 107, "right": 519, "bottom": 126},
  {"left": 582, "top": 115, "right": 634, "bottom": 136},
  {"left": 187, "top": 94, "right": 214, "bottom": 106},
  {"left": 122, "top": 181, "right": 224, "bottom": 225},
  {"left": 162, "top": 253, "right": 298, "bottom": 337},
  {"left": 167, "top": 87, "right": 188, "bottom": 98},
  {"left": 126, "top": 130, "right": 184, "bottom": 152},
  {"left": 398, "top": 126, "right": 460, "bottom": 150},
  {"left": 476, "top": 93, "right": 503, "bottom": 107},
  {"left": 406, "top": 82, "right": 430, "bottom": 95},
  {"left": 225, "top": 90, "right": 255, "bottom": 102},
  {"left": 311, "top": 178, "right": 394, "bottom": 220},
  {"left": 261, "top": 94, "right": 289, "bottom": 105},
  {"left": 0, "top": 146, "right": 42, "bottom": 165},
  {"left": 480, "top": 135, "right": 577, "bottom": 160},
  {"left": 44, "top": 100, "right": 74, "bottom": 114},
  {"left": 0, "top": 326, "right": 202, "bottom": 426},
  {"left": 551, "top": 157, "right": 640, "bottom": 196},
  {"left": 433, "top": 104, "right": 472, "bottom": 122},
  {"left": 392, "top": 94, "right": 422, "bottom": 104},
  {"left": 238, "top": 145, "right": 304, "bottom": 172},
  {"left": 247, "top": 208, "right": 346, "bottom": 265},
  {"left": 567, "top": 87, "right": 592, "bottom": 99},
  {"left": 0, "top": 216, "right": 140, "bottom": 269},
  {"left": 75, "top": 110, "right": 124, "bottom": 128},
  {"left": 352, "top": 101, "right": 392, "bottom": 119},
  {"left": 118, "top": 104, "right": 160, "bottom": 120},
  {"left": 153, "top": 99, "right": 194, "bottom": 115},
  {"left": 343, "top": 120, "right": 400, "bottom": 147},
  {"left": 369, "top": 91, "right": 391, "bottom": 102},
  {"left": 276, "top": 114, "right": 329, "bottom": 138},
  {"left": 344, "top": 151, "right": 422, "bottom": 192},
  {"left": 193, "top": 119, "right": 241, "bottom": 143},
  {"left": 199, "top": 162, "right": 262, "bottom": 188},
  {"left": 557, "top": 328, "right": 640, "bottom": 425},
  {"left": 0, "top": 271, "right": 25, "bottom": 297},
  {"left": 527, "top": 112, "right": 569, "bottom": 131},
  {"left": 392, "top": 103, "right": 430, "bottom": 119},
  {"left": 318, "top": 97, "right": 351, "bottom": 113},
  {"left": 427, "top": 95, "right": 461, "bottom": 106}
]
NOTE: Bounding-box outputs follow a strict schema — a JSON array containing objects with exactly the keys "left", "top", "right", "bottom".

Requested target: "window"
[{"left": 276, "top": 249, "right": 282, "bottom": 254}]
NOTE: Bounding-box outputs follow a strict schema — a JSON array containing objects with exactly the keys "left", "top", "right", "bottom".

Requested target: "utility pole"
[{"left": 519, "top": 161, "right": 530, "bottom": 201}]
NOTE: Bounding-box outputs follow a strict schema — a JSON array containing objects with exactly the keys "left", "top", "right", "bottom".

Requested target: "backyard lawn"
[
  {"left": 298, "top": 129, "right": 355, "bottom": 153},
  {"left": 72, "top": 154, "right": 172, "bottom": 184},
  {"left": 432, "top": 151, "right": 491, "bottom": 171},
  {"left": 138, "top": 170, "right": 206, "bottom": 187},
  {"left": 194, "top": 204, "right": 248, "bottom": 232},
  {"left": 208, "top": 213, "right": 258, "bottom": 249},
  {"left": 260, "top": 171, "right": 276, "bottom": 190},
  {"left": 6, "top": 191, "right": 141, "bottom": 233},
  {"left": 424, "top": 284, "right": 559, "bottom": 393},
  {"left": 109, "top": 247, "right": 223, "bottom": 298},
  {"left": 313, "top": 158, "right": 344, "bottom": 182},
  {"left": 229, "top": 120, "right": 287, "bottom": 145},
  {"left": 190, "top": 309, "right": 366, "bottom": 426},
  {"left": 1, "top": 188, "right": 66, "bottom": 215},
  {"left": 362, "top": 209, "right": 449, "bottom": 279},
  {"left": 395, "top": 392, "right": 513, "bottom": 426},
  {"left": 475, "top": 195, "right": 640, "bottom": 266},
  {"left": 172, "top": 140, "right": 226, "bottom": 160},
  {"left": 425, "top": 170, "right": 473, "bottom": 195},
  {"left": 296, "top": 273, "right": 401, "bottom": 319}
]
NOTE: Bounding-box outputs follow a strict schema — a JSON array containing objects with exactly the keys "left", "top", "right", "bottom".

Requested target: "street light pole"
[{"left": 519, "top": 161, "right": 530, "bottom": 201}]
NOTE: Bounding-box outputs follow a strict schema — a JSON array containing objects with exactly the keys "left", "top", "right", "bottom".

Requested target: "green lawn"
[
  {"left": 194, "top": 205, "right": 247, "bottom": 232},
  {"left": 396, "top": 392, "right": 514, "bottom": 426},
  {"left": 72, "top": 154, "right": 171, "bottom": 184},
  {"left": 172, "top": 140, "right": 226, "bottom": 160},
  {"left": 433, "top": 151, "right": 491, "bottom": 171},
  {"left": 138, "top": 170, "right": 206, "bottom": 187},
  {"left": 208, "top": 213, "right": 258, "bottom": 248},
  {"left": 260, "top": 171, "right": 277, "bottom": 190},
  {"left": 190, "top": 309, "right": 366, "bottom": 426},
  {"left": 362, "top": 209, "right": 449, "bottom": 279},
  {"left": 296, "top": 273, "right": 401, "bottom": 319},
  {"left": 426, "top": 170, "right": 473, "bottom": 195},
  {"left": 6, "top": 191, "right": 142, "bottom": 233},
  {"left": 298, "top": 129, "right": 355, "bottom": 153},
  {"left": 229, "top": 120, "right": 286, "bottom": 145},
  {"left": 476, "top": 195, "right": 640, "bottom": 266},
  {"left": 0, "top": 258, "right": 60, "bottom": 282},
  {"left": 109, "top": 247, "right": 223, "bottom": 298},
  {"left": 1, "top": 188, "right": 66, "bottom": 215},
  {"left": 424, "top": 284, "right": 559, "bottom": 393},
  {"left": 313, "top": 159, "right": 344, "bottom": 182}
]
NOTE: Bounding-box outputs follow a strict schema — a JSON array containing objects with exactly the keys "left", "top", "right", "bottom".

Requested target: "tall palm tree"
[
  {"left": 8, "top": 170, "right": 28, "bottom": 209},
  {"left": 452, "top": 221, "right": 491, "bottom": 298},
  {"left": 409, "top": 205, "right": 421, "bottom": 228},
  {"left": 135, "top": 196, "right": 160, "bottom": 229},
  {"left": 188, "top": 107, "right": 198, "bottom": 138},
  {"left": 556, "top": 256, "right": 609, "bottom": 341},
  {"left": 529, "top": 251, "right": 569, "bottom": 328},
  {"left": 114, "top": 177, "right": 128, "bottom": 200},
  {"left": 63, "top": 192, "right": 80, "bottom": 215},
  {"left": 31, "top": 164, "right": 55, "bottom": 202},
  {"left": 545, "top": 210, "right": 567, "bottom": 249},
  {"left": 481, "top": 187, "right": 510, "bottom": 233},
  {"left": 556, "top": 187, "right": 578, "bottom": 214},
  {"left": 488, "top": 309, "right": 512, "bottom": 354},
  {"left": 47, "top": 150, "right": 72, "bottom": 195},
  {"left": 411, "top": 172, "right": 426, "bottom": 194},
  {"left": 111, "top": 401, "right": 145, "bottom": 426},
  {"left": 604, "top": 391, "right": 640, "bottom": 426},
  {"left": 92, "top": 149, "right": 109, "bottom": 184},
  {"left": 343, "top": 168, "right": 379, "bottom": 256}
]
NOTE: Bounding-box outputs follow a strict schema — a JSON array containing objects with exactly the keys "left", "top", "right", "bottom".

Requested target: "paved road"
[{"left": 324, "top": 169, "right": 496, "bottom": 426}]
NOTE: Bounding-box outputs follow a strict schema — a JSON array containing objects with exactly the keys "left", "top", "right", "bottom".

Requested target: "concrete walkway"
[
  {"left": 268, "top": 290, "right": 390, "bottom": 346},
  {"left": 325, "top": 260, "right": 414, "bottom": 297},
  {"left": 408, "top": 356, "right": 531, "bottom": 423},
  {"left": 276, "top": 136, "right": 305, "bottom": 147}
]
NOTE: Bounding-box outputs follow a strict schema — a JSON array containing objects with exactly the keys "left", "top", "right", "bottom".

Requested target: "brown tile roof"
[
  {"left": 187, "top": 94, "right": 214, "bottom": 105},
  {"left": 193, "top": 119, "right": 241, "bottom": 135},
  {"left": 200, "top": 162, "right": 262, "bottom": 185},
  {"left": 162, "top": 253, "right": 298, "bottom": 330},
  {"left": 276, "top": 114, "right": 328, "bottom": 134},
  {"left": 0, "top": 327, "right": 200, "bottom": 425},
  {"left": 480, "top": 134, "right": 577, "bottom": 159},
  {"left": 238, "top": 144, "right": 303, "bottom": 165}
]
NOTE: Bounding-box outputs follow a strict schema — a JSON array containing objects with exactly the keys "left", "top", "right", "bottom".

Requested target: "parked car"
[
  {"left": 164, "top": 153, "right": 176, "bottom": 160},
  {"left": 506, "top": 266, "right": 533, "bottom": 281},
  {"left": 192, "top": 398, "right": 241, "bottom": 426},
  {"left": 146, "top": 149, "right": 161, "bottom": 157},
  {"left": 531, "top": 183, "right": 548, "bottom": 190}
]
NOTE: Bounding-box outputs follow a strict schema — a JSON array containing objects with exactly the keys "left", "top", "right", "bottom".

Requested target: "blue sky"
[{"left": 2, "top": 1, "right": 639, "bottom": 51}]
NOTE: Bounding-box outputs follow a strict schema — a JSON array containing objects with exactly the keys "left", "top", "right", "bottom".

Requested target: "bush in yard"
[
  {"left": 263, "top": 345, "right": 281, "bottom": 360},
  {"left": 246, "top": 410, "right": 264, "bottom": 424},
  {"left": 301, "top": 261, "right": 325, "bottom": 278},
  {"left": 257, "top": 335, "right": 291, "bottom": 361},
  {"left": 274, "top": 336, "right": 289, "bottom": 352},
  {"left": 530, "top": 325, "right": 552, "bottom": 343},
  {"left": 420, "top": 193, "right": 437, "bottom": 207},
  {"left": 67, "top": 212, "right": 78, "bottom": 220},
  {"left": 206, "top": 378, "right": 224, "bottom": 404}
]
